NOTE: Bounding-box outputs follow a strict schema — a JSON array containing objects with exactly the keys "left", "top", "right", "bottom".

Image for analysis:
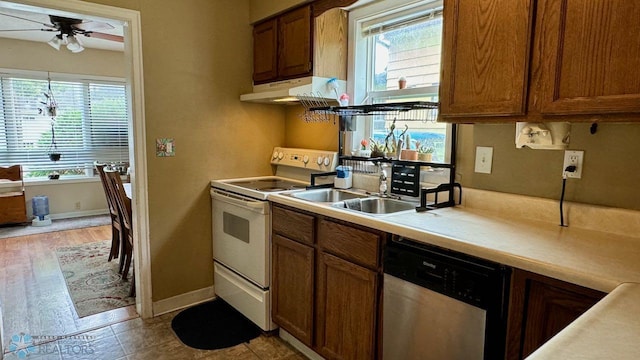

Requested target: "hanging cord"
[{"left": 559, "top": 165, "right": 577, "bottom": 227}]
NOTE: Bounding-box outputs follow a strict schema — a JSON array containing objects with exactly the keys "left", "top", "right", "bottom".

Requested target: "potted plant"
[
  {"left": 369, "top": 139, "right": 385, "bottom": 158},
  {"left": 418, "top": 145, "right": 434, "bottom": 162}
]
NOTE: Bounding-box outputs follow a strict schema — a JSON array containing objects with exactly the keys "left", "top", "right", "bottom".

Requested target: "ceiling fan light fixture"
[
  {"left": 66, "top": 35, "right": 84, "bottom": 53},
  {"left": 47, "top": 35, "right": 62, "bottom": 51}
]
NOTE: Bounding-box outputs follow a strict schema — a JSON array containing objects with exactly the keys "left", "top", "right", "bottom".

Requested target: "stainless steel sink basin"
[
  {"left": 332, "top": 197, "right": 416, "bottom": 214},
  {"left": 289, "top": 188, "right": 368, "bottom": 202}
]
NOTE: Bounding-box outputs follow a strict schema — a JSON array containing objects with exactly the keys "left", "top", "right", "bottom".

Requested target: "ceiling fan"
[{"left": 0, "top": 12, "right": 124, "bottom": 53}]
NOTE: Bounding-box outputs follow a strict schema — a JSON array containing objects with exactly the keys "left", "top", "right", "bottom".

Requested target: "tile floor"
[{"left": 7, "top": 311, "right": 307, "bottom": 360}]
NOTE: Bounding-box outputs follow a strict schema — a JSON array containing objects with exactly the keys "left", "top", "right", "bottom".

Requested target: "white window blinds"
[{"left": 0, "top": 73, "right": 128, "bottom": 178}]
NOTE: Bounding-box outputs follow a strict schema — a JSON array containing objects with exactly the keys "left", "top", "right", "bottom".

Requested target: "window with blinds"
[
  {"left": 363, "top": 6, "right": 443, "bottom": 93},
  {"left": 349, "top": 0, "right": 448, "bottom": 163},
  {"left": 0, "top": 72, "right": 128, "bottom": 178}
]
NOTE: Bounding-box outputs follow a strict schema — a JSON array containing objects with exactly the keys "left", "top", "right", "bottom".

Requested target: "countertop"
[{"left": 268, "top": 189, "right": 640, "bottom": 358}]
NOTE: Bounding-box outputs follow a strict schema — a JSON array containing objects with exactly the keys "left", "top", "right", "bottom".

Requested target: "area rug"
[
  {"left": 56, "top": 240, "right": 134, "bottom": 318},
  {"left": 0, "top": 214, "right": 111, "bottom": 239},
  {"left": 171, "top": 299, "right": 261, "bottom": 350}
]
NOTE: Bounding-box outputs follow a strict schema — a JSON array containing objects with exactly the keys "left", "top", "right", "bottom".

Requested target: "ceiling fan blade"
[
  {"left": 0, "top": 12, "right": 56, "bottom": 28},
  {"left": 0, "top": 28, "right": 46, "bottom": 32},
  {"left": 74, "top": 20, "right": 114, "bottom": 32},
  {"left": 84, "top": 31, "right": 124, "bottom": 43}
]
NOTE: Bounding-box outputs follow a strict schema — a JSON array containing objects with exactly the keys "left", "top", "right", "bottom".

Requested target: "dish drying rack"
[
  {"left": 297, "top": 97, "right": 440, "bottom": 124},
  {"left": 303, "top": 100, "right": 461, "bottom": 210}
]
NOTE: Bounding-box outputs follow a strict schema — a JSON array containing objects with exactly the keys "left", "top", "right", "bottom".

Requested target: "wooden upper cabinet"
[
  {"left": 253, "top": 18, "right": 278, "bottom": 83},
  {"left": 534, "top": 0, "right": 640, "bottom": 115},
  {"left": 278, "top": 5, "right": 313, "bottom": 79},
  {"left": 439, "top": 0, "right": 534, "bottom": 118},
  {"left": 252, "top": 4, "right": 348, "bottom": 84}
]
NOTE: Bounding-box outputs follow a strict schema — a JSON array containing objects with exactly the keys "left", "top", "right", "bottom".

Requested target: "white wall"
[
  {"left": 0, "top": 37, "right": 126, "bottom": 218},
  {"left": 23, "top": 179, "right": 108, "bottom": 219}
]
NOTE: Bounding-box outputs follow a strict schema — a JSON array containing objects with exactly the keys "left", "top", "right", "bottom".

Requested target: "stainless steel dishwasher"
[{"left": 383, "top": 236, "right": 511, "bottom": 360}]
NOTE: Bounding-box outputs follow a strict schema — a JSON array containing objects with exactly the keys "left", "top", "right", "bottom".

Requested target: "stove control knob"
[
  {"left": 323, "top": 157, "right": 331, "bottom": 166},
  {"left": 303, "top": 155, "right": 309, "bottom": 164},
  {"left": 272, "top": 151, "right": 278, "bottom": 159},
  {"left": 278, "top": 152, "right": 284, "bottom": 160},
  {"left": 317, "top": 157, "right": 323, "bottom": 165}
]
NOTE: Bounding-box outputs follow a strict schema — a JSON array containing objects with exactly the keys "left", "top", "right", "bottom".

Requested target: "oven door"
[{"left": 211, "top": 189, "right": 270, "bottom": 287}]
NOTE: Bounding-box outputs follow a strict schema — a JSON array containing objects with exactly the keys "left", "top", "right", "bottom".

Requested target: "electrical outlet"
[
  {"left": 75, "top": 202, "right": 81, "bottom": 210},
  {"left": 562, "top": 150, "right": 584, "bottom": 178}
]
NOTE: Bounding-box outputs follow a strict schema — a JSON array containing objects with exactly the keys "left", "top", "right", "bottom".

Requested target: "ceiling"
[{"left": 0, "top": 5, "right": 124, "bottom": 52}]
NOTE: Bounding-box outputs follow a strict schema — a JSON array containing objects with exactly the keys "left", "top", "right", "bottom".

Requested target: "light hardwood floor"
[
  {"left": 0, "top": 225, "right": 138, "bottom": 349},
  {"left": 1, "top": 224, "right": 307, "bottom": 359}
]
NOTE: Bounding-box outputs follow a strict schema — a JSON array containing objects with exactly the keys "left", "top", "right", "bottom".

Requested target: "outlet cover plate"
[
  {"left": 475, "top": 146, "right": 493, "bottom": 174},
  {"left": 562, "top": 150, "right": 584, "bottom": 178}
]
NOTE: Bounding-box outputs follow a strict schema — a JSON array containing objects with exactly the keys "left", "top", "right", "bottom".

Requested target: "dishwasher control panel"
[{"left": 384, "top": 237, "right": 510, "bottom": 309}]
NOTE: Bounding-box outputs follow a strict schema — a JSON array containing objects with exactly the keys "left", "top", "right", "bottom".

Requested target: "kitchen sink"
[
  {"left": 289, "top": 188, "right": 369, "bottom": 202},
  {"left": 332, "top": 197, "right": 416, "bottom": 215}
]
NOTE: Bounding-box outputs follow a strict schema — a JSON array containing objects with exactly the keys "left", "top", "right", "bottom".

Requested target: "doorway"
[{"left": 0, "top": 0, "right": 151, "bottom": 350}]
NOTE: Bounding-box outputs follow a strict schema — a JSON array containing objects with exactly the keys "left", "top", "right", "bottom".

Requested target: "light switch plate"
[
  {"left": 156, "top": 138, "right": 175, "bottom": 157},
  {"left": 475, "top": 146, "right": 493, "bottom": 174}
]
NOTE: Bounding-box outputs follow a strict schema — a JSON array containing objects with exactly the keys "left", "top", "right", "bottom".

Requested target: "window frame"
[
  {"left": 347, "top": 0, "right": 452, "bottom": 184},
  {"left": 0, "top": 68, "right": 129, "bottom": 179}
]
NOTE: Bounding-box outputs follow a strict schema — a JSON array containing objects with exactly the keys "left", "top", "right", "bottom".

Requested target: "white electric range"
[{"left": 210, "top": 147, "right": 338, "bottom": 331}]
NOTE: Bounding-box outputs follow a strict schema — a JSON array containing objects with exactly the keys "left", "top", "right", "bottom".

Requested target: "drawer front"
[
  {"left": 272, "top": 205, "right": 315, "bottom": 245},
  {"left": 318, "top": 219, "right": 380, "bottom": 269}
]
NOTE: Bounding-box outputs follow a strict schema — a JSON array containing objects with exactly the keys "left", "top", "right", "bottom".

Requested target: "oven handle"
[{"left": 210, "top": 189, "right": 269, "bottom": 214}]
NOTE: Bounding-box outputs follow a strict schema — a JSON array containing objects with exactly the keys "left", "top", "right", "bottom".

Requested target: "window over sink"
[{"left": 348, "top": 0, "right": 452, "bottom": 182}]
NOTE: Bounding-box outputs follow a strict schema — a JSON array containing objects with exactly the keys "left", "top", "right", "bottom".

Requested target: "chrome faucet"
[{"left": 379, "top": 166, "right": 388, "bottom": 196}]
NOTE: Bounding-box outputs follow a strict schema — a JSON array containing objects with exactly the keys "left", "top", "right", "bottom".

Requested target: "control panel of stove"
[{"left": 270, "top": 147, "right": 338, "bottom": 171}]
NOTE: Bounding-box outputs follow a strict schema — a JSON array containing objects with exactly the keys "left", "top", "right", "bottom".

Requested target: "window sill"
[{"left": 0, "top": 176, "right": 100, "bottom": 189}]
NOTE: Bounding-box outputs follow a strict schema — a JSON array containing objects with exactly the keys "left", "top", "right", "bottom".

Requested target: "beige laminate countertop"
[
  {"left": 269, "top": 190, "right": 640, "bottom": 359},
  {"left": 269, "top": 193, "right": 640, "bottom": 292}
]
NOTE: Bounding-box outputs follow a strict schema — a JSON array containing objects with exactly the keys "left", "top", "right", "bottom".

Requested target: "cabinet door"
[
  {"left": 506, "top": 269, "right": 605, "bottom": 359},
  {"left": 272, "top": 234, "right": 315, "bottom": 346},
  {"left": 440, "top": 0, "right": 534, "bottom": 117},
  {"left": 316, "top": 252, "right": 378, "bottom": 360},
  {"left": 278, "top": 5, "right": 312, "bottom": 79},
  {"left": 253, "top": 18, "right": 278, "bottom": 83},
  {"left": 535, "top": 0, "right": 640, "bottom": 115}
]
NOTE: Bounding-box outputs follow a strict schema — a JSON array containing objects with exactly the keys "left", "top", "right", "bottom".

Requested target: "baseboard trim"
[
  {"left": 50, "top": 209, "right": 109, "bottom": 220},
  {"left": 152, "top": 286, "right": 215, "bottom": 316}
]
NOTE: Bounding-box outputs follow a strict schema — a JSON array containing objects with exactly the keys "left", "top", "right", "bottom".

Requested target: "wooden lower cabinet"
[
  {"left": 316, "top": 252, "right": 378, "bottom": 360},
  {"left": 272, "top": 234, "right": 315, "bottom": 346},
  {"left": 271, "top": 205, "right": 383, "bottom": 359},
  {"left": 506, "top": 269, "right": 606, "bottom": 359}
]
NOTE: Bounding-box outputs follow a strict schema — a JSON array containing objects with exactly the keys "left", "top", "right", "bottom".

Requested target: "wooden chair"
[
  {"left": 0, "top": 165, "right": 28, "bottom": 226},
  {"left": 104, "top": 168, "right": 135, "bottom": 296},
  {"left": 95, "top": 162, "right": 124, "bottom": 266}
]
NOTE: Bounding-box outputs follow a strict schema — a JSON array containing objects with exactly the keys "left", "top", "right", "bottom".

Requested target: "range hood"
[{"left": 240, "top": 76, "right": 346, "bottom": 104}]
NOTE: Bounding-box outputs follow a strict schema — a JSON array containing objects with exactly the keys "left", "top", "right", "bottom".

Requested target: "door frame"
[{"left": 0, "top": 0, "right": 152, "bottom": 319}]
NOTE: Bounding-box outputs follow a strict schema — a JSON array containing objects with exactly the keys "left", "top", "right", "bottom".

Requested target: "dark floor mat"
[{"left": 171, "top": 299, "right": 261, "bottom": 350}]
